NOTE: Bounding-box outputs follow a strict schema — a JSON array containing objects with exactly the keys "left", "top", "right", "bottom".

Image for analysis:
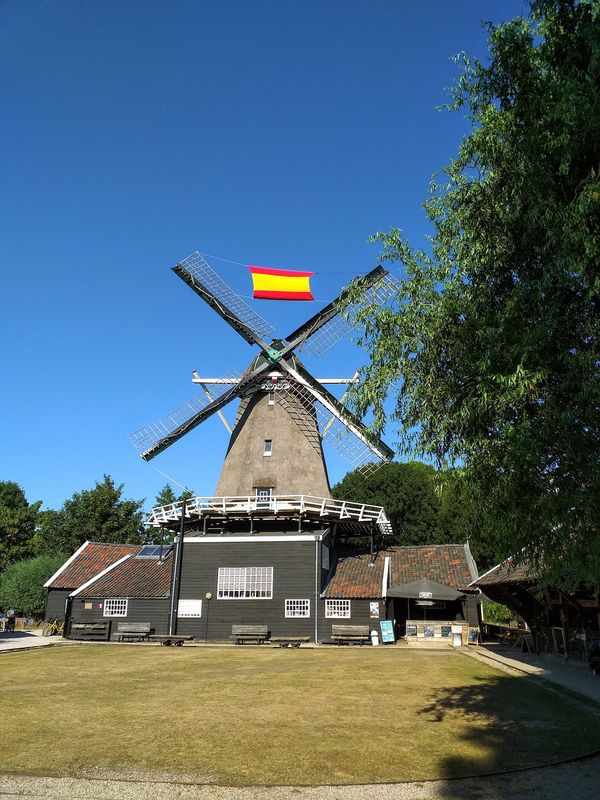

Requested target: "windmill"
[{"left": 129, "top": 252, "right": 398, "bottom": 498}]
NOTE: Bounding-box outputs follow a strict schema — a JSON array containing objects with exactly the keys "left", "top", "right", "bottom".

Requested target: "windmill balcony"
[{"left": 145, "top": 494, "right": 393, "bottom": 536}]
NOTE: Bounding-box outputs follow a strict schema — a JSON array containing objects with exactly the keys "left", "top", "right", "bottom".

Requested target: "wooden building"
[{"left": 471, "top": 557, "right": 600, "bottom": 661}]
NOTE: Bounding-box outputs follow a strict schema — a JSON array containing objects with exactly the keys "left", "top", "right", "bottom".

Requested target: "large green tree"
[
  {"left": 35, "top": 475, "right": 145, "bottom": 555},
  {"left": 0, "top": 481, "right": 41, "bottom": 573},
  {"left": 347, "top": 0, "right": 600, "bottom": 589},
  {"left": 333, "top": 462, "right": 443, "bottom": 545}
]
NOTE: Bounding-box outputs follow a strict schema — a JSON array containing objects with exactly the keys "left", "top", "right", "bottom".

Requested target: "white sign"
[
  {"left": 260, "top": 381, "right": 291, "bottom": 391},
  {"left": 178, "top": 599, "right": 202, "bottom": 618},
  {"left": 370, "top": 602, "right": 379, "bottom": 618},
  {"left": 418, "top": 591, "right": 433, "bottom": 599}
]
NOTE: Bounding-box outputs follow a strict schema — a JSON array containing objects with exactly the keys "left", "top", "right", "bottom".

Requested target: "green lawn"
[{"left": 1, "top": 645, "right": 599, "bottom": 785}]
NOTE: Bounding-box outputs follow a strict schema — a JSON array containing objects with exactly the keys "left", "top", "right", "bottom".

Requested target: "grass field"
[{"left": 1, "top": 645, "right": 599, "bottom": 785}]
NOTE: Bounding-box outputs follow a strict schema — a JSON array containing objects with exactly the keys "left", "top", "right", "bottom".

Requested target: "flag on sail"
[{"left": 249, "top": 266, "right": 315, "bottom": 301}]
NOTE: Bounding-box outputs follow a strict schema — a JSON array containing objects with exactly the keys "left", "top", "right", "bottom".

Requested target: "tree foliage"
[
  {"left": 0, "top": 554, "right": 66, "bottom": 616},
  {"left": 35, "top": 475, "right": 145, "bottom": 556},
  {"left": 346, "top": 0, "right": 600, "bottom": 589},
  {"left": 333, "top": 462, "right": 443, "bottom": 545},
  {"left": 332, "top": 462, "right": 496, "bottom": 568},
  {"left": 0, "top": 481, "right": 41, "bottom": 574}
]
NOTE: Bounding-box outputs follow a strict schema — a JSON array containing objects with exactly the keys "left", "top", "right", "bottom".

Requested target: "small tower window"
[
  {"left": 263, "top": 439, "right": 272, "bottom": 456},
  {"left": 268, "top": 391, "right": 275, "bottom": 405},
  {"left": 255, "top": 487, "right": 273, "bottom": 508}
]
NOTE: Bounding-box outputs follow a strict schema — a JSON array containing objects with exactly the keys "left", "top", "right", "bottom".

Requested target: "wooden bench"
[
  {"left": 149, "top": 634, "right": 193, "bottom": 647},
  {"left": 270, "top": 636, "right": 311, "bottom": 648},
  {"left": 115, "top": 622, "right": 152, "bottom": 642},
  {"left": 331, "top": 624, "right": 370, "bottom": 646},
  {"left": 70, "top": 621, "right": 110, "bottom": 641},
  {"left": 231, "top": 624, "right": 269, "bottom": 645}
]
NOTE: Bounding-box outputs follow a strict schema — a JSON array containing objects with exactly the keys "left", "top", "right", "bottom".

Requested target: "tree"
[
  {"left": 0, "top": 555, "right": 66, "bottom": 616},
  {"left": 347, "top": 0, "right": 600, "bottom": 589},
  {"left": 154, "top": 484, "right": 177, "bottom": 507},
  {"left": 333, "top": 462, "right": 442, "bottom": 545},
  {"left": 36, "top": 475, "right": 145, "bottom": 555},
  {"left": 0, "top": 482, "right": 41, "bottom": 573}
]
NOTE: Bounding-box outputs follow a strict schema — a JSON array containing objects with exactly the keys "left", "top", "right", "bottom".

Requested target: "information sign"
[
  {"left": 467, "top": 627, "right": 479, "bottom": 645},
  {"left": 379, "top": 620, "right": 395, "bottom": 643}
]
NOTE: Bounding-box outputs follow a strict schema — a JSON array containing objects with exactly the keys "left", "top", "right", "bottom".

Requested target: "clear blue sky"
[{"left": 1, "top": 0, "right": 528, "bottom": 512}]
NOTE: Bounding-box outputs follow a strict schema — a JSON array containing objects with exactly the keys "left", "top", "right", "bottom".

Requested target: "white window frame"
[
  {"left": 263, "top": 439, "right": 272, "bottom": 456},
  {"left": 103, "top": 598, "right": 128, "bottom": 617},
  {"left": 217, "top": 567, "right": 273, "bottom": 599},
  {"left": 285, "top": 599, "right": 310, "bottom": 618},
  {"left": 325, "top": 599, "right": 351, "bottom": 618},
  {"left": 255, "top": 487, "right": 272, "bottom": 508},
  {"left": 177, "top": 599, "right": 202, "bottom": 618}
]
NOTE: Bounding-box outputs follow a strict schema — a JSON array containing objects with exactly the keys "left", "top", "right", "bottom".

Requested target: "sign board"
[
  {"left": 467, "top": 627, "right": 479, "bottom": 645},
  {"left": 521, "top": 633, "right": 535, "bottom": 653},
  {"left": 418, "top": 591, "right": 433, "bottom": 599},
  {"left": 370, "top": 602, "right": 380, "bottom": 618},
  {"left": 424, "top": 624, "right": 435, "bottom": 638},
  {"left": 406, "top": 623, "right": 417, "bottom": 637},
  {"left": 415, "top": 600, "right": 434, "bottom": 606},
  {"left": 451, "top": 625, "right": 462, "bottom": 634},
  {"left": 379, "top": 620, "right": 395, "bottom": 643},
  {"left": 441, "top": 625, "right": 451, "bottom": 638}
]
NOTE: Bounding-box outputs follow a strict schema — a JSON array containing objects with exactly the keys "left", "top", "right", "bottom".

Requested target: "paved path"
[
  {"left": 2, "top": 756, "right": 600, "bottom": 800},
  {"left": 464, "top": 642, "right": 600, "bottom": 703},
  {"left": 0, "top": 630, "right": 60, "bottom": 653}
]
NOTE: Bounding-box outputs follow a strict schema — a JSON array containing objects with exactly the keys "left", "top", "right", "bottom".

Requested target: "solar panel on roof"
[{"left": 136, "top": 544, "right": 173, "bottom": 558}]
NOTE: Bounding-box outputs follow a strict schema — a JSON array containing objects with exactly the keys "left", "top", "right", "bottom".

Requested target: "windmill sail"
[
  {"left": 276, "top": 377, "right": 392, "bottom": 478},
  {"left": 286, "top": 267, "right": 399, "bottom": 358},
  {"left": 175, "top": 252, "right": 276, "bottom": 345},
  {"left": 128, "top": 370, "right": 243, "bottom": 460}
]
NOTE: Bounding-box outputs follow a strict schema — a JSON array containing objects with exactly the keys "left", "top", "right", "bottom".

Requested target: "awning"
[{"left": 387, "top": 578, "right": 465, "bottom": 601}]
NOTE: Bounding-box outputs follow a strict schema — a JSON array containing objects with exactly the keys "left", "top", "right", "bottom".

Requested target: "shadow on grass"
[{"left": 417, "top": 668, "right": 600, "bottom": 798}]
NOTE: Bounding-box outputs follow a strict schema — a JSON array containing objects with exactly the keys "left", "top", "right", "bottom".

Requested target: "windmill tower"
[{"left": 129, "top": 252, "right": 397, "bottom": 502}]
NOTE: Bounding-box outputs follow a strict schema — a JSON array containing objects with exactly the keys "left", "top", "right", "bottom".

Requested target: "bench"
[
  {"left": 70, "top": 621, "right": 110, "bottom": 641},
  {"left": 149, "top": 634, "right": 194, "bottom": 647},
  {"left": 231, "top": 624, "right": 269, "bottom": 645},
  {"left": 270, "top": 636, "right": 311, "bottom": 648},
  {"left": 115, "top": 622, "right": 152, "bottom": 642},
  {"left": 331, "top": 624, "right": 370, "bottom": 646}
]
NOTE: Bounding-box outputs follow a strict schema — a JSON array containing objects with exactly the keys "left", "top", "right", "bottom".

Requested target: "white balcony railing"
[{"left": 145, "top": 494, "right": 392, "bottom": 535}]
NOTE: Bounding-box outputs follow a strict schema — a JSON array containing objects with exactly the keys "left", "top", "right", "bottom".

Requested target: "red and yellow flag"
[{"left": 249, "top": 266, "right": 314, "bottom": 301}]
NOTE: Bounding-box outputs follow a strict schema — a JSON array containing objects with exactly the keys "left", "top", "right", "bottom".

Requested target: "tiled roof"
[
  {"left": 48, "top": 542, "right": 142, "bottom": 589},
  {"left": 323, "top": 544, "right": 478, "bottom": 598},
  {"left": 390, "top": 545, "right": 477, "bottom": 590},
  {"left": 76, "top": 553, "right": 173, "bottom": 598},
  {"left": 323, "top": 551, "right": 387, "bottom": 598},
  {"left": 472, "top": 557, "right": 532, "bottom": 587}
]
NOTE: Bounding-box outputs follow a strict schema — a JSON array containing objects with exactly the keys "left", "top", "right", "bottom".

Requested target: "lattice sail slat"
[
  {"left": 128, "top": 370, "right": 242, "bottom": 455},
  {"left": 296, "top": 273, "right": 399, "bottom": 358},
  {"left": 179, "top": 252, "right": 276, "bottom": 341},
  {"left": 278, "top": 382, "right": 385, "bottom": 478}
]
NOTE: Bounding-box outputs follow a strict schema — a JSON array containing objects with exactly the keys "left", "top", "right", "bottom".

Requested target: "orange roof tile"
[{"left": 48, "top": 542, "right": 141, "bottom": 589}]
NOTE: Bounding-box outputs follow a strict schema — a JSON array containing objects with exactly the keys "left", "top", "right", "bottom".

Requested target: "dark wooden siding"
[
  {"left": 464, "top": 595, "right": 480, "bottom": 627},
  {"left": 45, "top": 589, "right": 71, "bottom": 621},
  {"left": 69, "top": 596, "right": 170, "bottom": 639},
  {"left": 317, "top": 597, "right": 379, "bottom": 643},
  {"left": 176, "top": 539, "right": 319, "bottom": 641}
]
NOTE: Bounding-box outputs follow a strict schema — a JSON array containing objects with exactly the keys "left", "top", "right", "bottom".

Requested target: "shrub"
[{"left": 0, "top": 555, "right": 66, "bottom": 616}]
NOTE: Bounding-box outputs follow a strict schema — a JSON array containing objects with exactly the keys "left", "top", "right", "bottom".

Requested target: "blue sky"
[{"left": 1, "top": 0, "right": 528, "bottom": 512}]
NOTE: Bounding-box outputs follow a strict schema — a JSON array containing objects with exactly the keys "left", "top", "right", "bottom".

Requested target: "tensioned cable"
[{"left": 199, "top": 250, "right": 373, "bottom": 275}]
